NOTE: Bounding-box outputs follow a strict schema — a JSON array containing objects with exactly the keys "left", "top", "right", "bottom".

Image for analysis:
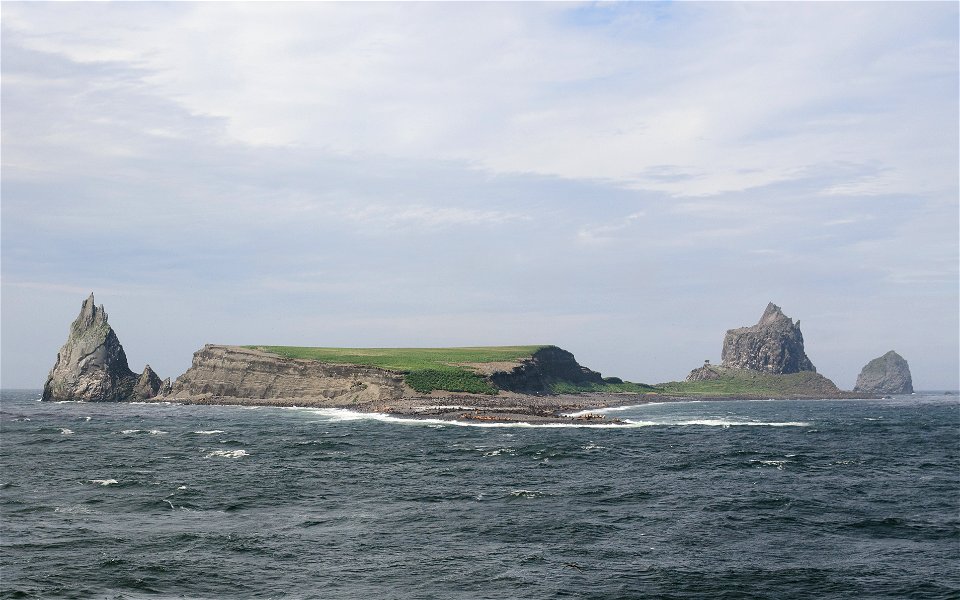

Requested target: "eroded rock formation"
[
  {"left": 854, "top": 351, "right": 913, "bottom": 395},
  {"left": 721, "top": 303, "right": 816, "bottom": 374},
  {"left": 167, "top": 345, "right": 409, "bottom": 405},
  {"left": 490, "top": 346, "right": 604, "bottom": 393},
  {"left": 132, "top": 365, "right": 163, "bottom": 400},
  {"left": 42, "top": 294, "right": 146, "bottom": 402}
]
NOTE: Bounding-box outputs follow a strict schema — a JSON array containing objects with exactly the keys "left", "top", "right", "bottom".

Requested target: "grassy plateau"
[{"left": 245, "top": 345, "right": 549, "bottom": 395}]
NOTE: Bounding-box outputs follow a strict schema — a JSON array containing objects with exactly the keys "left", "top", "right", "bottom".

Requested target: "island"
[{"left": 41, "top": 294, "right": 882, "bottom": 423}]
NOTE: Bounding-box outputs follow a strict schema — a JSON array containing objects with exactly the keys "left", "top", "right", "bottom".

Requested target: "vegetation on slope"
[
  {"left": 656, "top": 368, "right": 840, "bottom": 397},
  {"left": 548, "top": 379, "right": 660, "bottom": 394},
  {"left": 246, "top": 345, "right": 547, "bottom": 395}
]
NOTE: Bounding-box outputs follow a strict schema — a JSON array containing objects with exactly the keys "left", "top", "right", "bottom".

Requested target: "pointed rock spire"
[
  {"left": 132, "top": 364, "right": 163, "bottom": 400},
  {"left": 42, "top": 294, "right": 138, "bottom": 402}
]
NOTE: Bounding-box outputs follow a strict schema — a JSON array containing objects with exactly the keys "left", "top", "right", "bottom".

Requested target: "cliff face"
[
  {"left": 721, "top": 303, "right": 816, "bottom": 375},
  {"left": 854, "top": 351, "right": 913, "bottom": 395},
  {"left": 42, "top": 294, "right": 141, "bottom": 402},
  {"left": 167, "top": 345, "right": 409, "bottom": 405},
  {"left": 490, "top": 346, "right": 604, "bottom": 393}
]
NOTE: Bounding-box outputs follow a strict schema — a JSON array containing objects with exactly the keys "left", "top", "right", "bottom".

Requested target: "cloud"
[{"left": 3, "top": 3, "right": 956, "bottom": 197}]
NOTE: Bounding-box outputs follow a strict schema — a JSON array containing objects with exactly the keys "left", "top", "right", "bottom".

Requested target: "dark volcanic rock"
[
  {"left": 42, "top": 294, "right": 138, "bottom": 402},
  {"left": 132, "top": 365, "right": 163, "bottom": 400},
  {"left": 854, "top": 351, "right": 914, "bottom": 395},
  {"left": 490, "top": 346, "right": 603, "bottom": 393},
  {"left": 721, "top": 303, "right": 816, "bottom": 375}
]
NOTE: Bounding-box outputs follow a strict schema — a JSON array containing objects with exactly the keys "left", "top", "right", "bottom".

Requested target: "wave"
[
  {"left": 295, "top": 408, "right": 809, "bottom": 428},
  {"left": 60, "top": 428, "right": 74, "bottom": 435},
  {"left": 89, "top": 479, "right": 118, "bottom": 486},
  {"left": 191, "top": 430, "right": 225, "bottom": 435},
  {"left": 206, "top": 449, "right": 249, "bottom": 458}
]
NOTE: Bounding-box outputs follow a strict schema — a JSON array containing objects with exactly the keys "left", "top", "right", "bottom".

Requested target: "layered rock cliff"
[
  {"left": 854, "top": 351, "right": 913, "bottom": 395},
  {"left": 166, "top": 345, "right": 409, "bottom": 405},
  {"left": 42, "top": 294, "right": 158, "bottom": 402},
  {"left": 721, "top": 303, "right": 816, "bottom": 374}
]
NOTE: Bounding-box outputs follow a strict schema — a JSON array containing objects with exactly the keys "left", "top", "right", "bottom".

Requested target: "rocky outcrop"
[
  {"left": 490, "top": 346, "right": 604, "bottom": 393},
  {"left": 686, "top": 364, "right": 722, "bottom": 381},
  {"left": 132, "top": 365, "right": 163, "bottom": 400},
  {"left": 854, "top": 351, "right": 914, "bottom": 395},
  {"left": 166, "top": 345, "right": 409, "bottom": 405},
  {"left": 42, "top": 294, "right": 141, "bottom": 402},
  {"left": 721, "top": 303, "right": 816, "bottom": 374}
]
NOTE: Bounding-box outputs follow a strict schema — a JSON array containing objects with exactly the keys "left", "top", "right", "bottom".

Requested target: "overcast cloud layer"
[{"left": 2, "top": 2, "right": 958, "bottom": 389}]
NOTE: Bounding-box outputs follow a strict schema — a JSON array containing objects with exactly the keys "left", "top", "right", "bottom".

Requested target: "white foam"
[
  {"left": 60, "top": 428, "right": 74, "bottom": 435},
  {"left": 148, "top": 430, "right": 167, "bottom": 435},
  {"left": 90, "top": 479, "right": 118, "bottom": 486},
  {"left": 482, "top": 448, "right": 516, "bottom": 457},
  {"left": 192, "top": 430, "right": 225, "bottom": 435},
  {"left": 55, "top": 505, "right": 93, "bottom": 514},
  {"left": 751, "top": 460, "right": 789, "bottom": 469},
  {"left": 120, "top": 429, "right": 142, "bottom": 434},
  {"left": 510, "top": 489, "right": 544, "bottom": 498},
  {"left": 664, "top": 419, "right": 810, "bottom": 427},
  {"left": 205, "top": 449, "right": 249, "bottom": 458},
  {"left": 177, "top": 485, "right": 187, "bottom": 490}
]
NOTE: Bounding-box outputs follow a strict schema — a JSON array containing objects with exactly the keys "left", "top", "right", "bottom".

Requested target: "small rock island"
[
  {"left": 674, "top": 303, "right": 857, "bottom": 398},
  {"left": 42, "top": 294, "right": 168, "bottom": 402},
  {"left": 854, "top": 351, "right": 914, "bottom": 395}
]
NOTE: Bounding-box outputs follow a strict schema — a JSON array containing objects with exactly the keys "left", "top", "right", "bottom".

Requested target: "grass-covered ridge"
[
  {"left": 245, "top": 345, "right": 549, "bottom": 395},
  {"left": 656, "top": 368, "right": 841, "bottom": 397}
]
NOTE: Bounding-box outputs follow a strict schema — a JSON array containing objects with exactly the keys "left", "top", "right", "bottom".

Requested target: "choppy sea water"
[{"left": 1, "top": 390, "right": 958, "bottom": 599}]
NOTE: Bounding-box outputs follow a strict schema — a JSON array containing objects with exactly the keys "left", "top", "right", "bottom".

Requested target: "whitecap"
[
  {"left": 90, "top": 479, "right": 118, "bottom": 486},
  {"left": 55, "top": 505, "right": 93, "bottom": 514},
  {"left": 294, "top": 408, "right": 809, "bottom": 429},
  {"left": 192, "top": 430, "right": 225, "bottom": 435},
  {"left": 148, "top": 430, "right": 167, "bottom": 435},
  {"left": 751, "top": 460, "right": 788, "bottom": 470},
  {"left": 205, "top": 449, "right": 249, "bottom": 458},
  {"left": 510, "top": 490, "right": 544, "bottom": 499},
  {"left": 60, "top": 428, "right": 74, "bottom": 435},
  {"left": 177, "top": 485, "right": 187, "bottom": 490},
  {"left": 120, "top": 429, "right": 142, "bottom": 435},
  {"left": 666, "top": 419, "right": 810, "bottom": 427}
]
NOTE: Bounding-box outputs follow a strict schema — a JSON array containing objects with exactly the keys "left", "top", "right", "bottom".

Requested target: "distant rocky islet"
[{"left": 854, "top": 350, "right": 914, "bottom": 395}]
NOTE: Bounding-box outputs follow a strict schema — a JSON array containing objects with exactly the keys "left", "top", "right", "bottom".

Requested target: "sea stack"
[
  {"left": 42, "top": 293, "right": 158, "bottom": 402},
  {"left": 854, "top": 351, "right": 914, "bottom": 395},
  {"left": 721, "top": 302, "right": 816, "bottom": 374}
]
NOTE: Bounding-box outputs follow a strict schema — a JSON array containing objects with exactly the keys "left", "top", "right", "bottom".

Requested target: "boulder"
[
  {"left": 721, "top": 303, "right": 816, "bottom": 374},
  {"left": 41, "top": 293, "right": 139, "bottom": 402},
  {"left": 854, "top": 351, "right": 914, "bottom": 395}
]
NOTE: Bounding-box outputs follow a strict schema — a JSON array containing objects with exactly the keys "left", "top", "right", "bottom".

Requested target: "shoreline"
[{"left": 143, "top": 391, "right": 877, "bottom": 424}]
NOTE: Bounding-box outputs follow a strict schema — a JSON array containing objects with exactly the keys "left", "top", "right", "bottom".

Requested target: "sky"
[{"left": 2, "top": 2, "right": 958, "bottom": 390}]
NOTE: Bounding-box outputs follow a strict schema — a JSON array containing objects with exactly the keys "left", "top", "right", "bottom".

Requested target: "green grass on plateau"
[{"left": 245, "top": 345, "right": 548, "bottom": 395}]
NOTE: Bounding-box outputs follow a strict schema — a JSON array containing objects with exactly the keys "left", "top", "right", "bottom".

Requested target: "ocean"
[{"left": 1, "top": 390, "right": 957, "bottom": 599}]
